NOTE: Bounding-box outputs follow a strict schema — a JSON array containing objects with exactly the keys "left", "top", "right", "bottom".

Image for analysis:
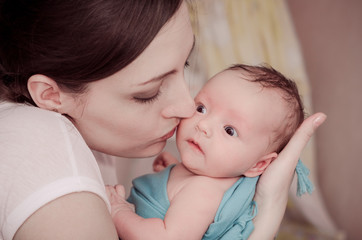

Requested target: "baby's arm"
[
  {"left": 107, "top": 178, "right": 223, "bottom": 240},
  {"left": 106, "top": 185, "right": 135, "bottom": 218}
]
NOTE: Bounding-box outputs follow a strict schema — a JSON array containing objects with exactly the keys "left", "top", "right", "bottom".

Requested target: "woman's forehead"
[{"left": 114, "top": 3, "right": 194, "bottom": 87}]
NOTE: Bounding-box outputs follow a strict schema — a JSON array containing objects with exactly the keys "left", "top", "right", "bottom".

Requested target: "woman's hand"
[
  {"left": 153, "top": 151, "right": 179, "bottom": 172},
  {"left": 106, "top": 185, "right": 135, "bottom": 219},
  {"left": 250, "top": 112, "right": 327, "bottom": 239}
]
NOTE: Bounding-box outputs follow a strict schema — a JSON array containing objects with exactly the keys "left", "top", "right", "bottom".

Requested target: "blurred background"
[{"left": 99, "top": 0, "right": 362, "bottom": 239}]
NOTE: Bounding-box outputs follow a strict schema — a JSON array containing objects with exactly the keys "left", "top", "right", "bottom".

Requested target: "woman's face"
[{"left": 69, "top": 2, "right": 195, "bottom": 158}]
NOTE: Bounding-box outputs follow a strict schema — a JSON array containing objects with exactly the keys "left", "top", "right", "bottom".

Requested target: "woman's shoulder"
[
  {"left": 0, "top": 101, "right": 100, "bottom": 177},
  {"left": 0, "top": 101, "right": 84, "bottom": 148},
  {"left": 0, "top": 102, "right": 110, "bottom": 240},
  {"left": 0, "top": 101, "right": 75, "bottom": 132},
  {"left": 0, "top": 101, "right": 96, "bottom": 173},
  {"left": 0, "top": 100, "right": 98, "bottom": 173}
]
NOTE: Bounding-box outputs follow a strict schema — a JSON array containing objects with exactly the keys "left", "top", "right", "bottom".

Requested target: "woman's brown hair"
[{"left": 0, "top": 0, "right": 184, "bottom": 105}]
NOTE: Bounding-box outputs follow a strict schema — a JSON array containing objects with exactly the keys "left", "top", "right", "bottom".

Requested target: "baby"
[{"left": 107, "top": 64, "right": 305, "bottom": 240}]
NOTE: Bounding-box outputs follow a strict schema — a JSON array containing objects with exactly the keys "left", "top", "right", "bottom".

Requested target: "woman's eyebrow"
[
  {"left": 188, "top": 35, "right": 196, "bottom": 59},
  {"left": 140, "top": 70, "right": 177, "bottom": 86},
  {"left": 140, "top": 36, "right": 195, "bottom": 86}
]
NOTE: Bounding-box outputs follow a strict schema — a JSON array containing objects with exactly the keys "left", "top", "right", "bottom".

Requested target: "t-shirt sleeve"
[{"left": 0, "top": 103, "right": 109, "bottom": 240}]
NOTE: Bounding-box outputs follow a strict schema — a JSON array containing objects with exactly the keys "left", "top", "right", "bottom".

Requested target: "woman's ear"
[
  {"left": 27, "top": 74, "right": 63, "bottom": 111},
  {"left": 244, "top": 152, "right": 278, "bottom": 177}
]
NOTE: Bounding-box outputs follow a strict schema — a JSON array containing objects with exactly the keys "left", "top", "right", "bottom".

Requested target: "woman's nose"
[{"left": 162, "top": 77, "right": 195, "bottom": 119}]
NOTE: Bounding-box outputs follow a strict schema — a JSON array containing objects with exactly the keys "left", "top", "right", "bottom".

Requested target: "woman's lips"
[
  {"left": 187, "top": 139, "right": 204, "bottom": 154},
  {"left": 160, "top": 128, "right": 176, "bottom": 141}
]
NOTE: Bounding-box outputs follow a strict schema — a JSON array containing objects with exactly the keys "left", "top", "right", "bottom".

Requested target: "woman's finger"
[
  {"left": 258, "top": 112, "right": 327, "bottom": 194},
  {"left": 275, "top": 112, "right": 326, "bottom": 169}
]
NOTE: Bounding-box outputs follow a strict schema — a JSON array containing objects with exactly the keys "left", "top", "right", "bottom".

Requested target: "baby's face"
[{"left": 176, "top": 69, "right": 287, "bottom": 178}]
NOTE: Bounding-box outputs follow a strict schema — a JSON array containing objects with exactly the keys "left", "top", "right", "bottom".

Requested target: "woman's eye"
[
  {"left": 196, "top": 104, "right": 206, "bottom": 114},
  {"left": 184, "top": 60, "right": 190, "bottom": 69},
  {"left": 133, "top": 91, "right": 161, "bottom": 104},
  {"left": 224, "top": 126, "right": 238, "bottom": 137}
]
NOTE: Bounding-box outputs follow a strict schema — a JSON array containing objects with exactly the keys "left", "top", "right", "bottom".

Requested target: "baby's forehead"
[
  {"left": 208, "top": 69, "right": 252, "bottom": 86},
  {"left": 204, "top": 70, "right": 287, "bottom": 108},
  {"left": 206, "top": 70, "right": 269, "bottom": 95}
]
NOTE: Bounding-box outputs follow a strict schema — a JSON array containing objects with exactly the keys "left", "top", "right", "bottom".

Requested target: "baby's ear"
[
  {"left": 244, "top": 152, "right": 278, "bottom": 177},
  {"left": 27, "top": 74, "right": 62, "bottom": 111}
]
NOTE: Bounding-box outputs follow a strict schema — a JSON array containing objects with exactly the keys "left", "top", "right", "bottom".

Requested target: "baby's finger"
[
  {"left": 153, "top": 153, "right": 165, "bottom": 172},
  {"left": 105, "top": 185, "right": 118, "bottom": 202},
  {"left": 105, "top": 185, "right": 114, "bottom": 197},
  {"left": 115, "top": 185, "right": 126, "bottom": 198},
  {"left": 153, "top": 164, "right": 164, "bottom": 173}
]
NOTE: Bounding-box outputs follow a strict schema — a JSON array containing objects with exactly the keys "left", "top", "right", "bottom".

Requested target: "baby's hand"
[
  {"left": 106, "top": 185, "right": 135, "bottom": 218},
  {"left": 153, "top": 151, "right": 179, "bottom": 172}
]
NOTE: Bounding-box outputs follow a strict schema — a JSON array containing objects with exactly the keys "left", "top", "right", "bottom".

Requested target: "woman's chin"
[
  {"left": 93, "top": 140, "right": 167, "bottom": 159},
  {"left": 124, "top": 141, "right": 167, "bottom": 159}
]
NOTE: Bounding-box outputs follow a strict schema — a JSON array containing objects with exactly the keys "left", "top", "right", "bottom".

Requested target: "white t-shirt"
[{"left": 0, "top": 102, "right": 110, "bottom": 240}]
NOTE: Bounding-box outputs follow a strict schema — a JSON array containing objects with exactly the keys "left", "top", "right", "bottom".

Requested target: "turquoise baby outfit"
[
  {"left": 128, "top": 160, "right": 313, "bottom": 239},
  {"left": 128, "top": 165, "right": 258, "bottom": 239}
]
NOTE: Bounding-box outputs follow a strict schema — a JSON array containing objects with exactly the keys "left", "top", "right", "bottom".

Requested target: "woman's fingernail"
[{"left": 313, "top": 114, "right": 327, "bottom": 128}]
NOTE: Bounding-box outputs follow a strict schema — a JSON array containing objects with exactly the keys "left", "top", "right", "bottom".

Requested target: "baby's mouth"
[{"left": 187, "top": 139, "right": 204, "bottom": 154}]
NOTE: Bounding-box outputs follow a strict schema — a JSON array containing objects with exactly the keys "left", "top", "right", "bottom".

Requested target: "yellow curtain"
[
  {"left": 190, "top": 0, "right": 311, "bottom": 107},
  {"left": 188, "top": 0, "right": 341, "bottom": 238}
]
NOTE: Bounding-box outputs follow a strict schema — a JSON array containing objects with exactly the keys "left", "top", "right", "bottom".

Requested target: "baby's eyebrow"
[{"left": 194, "top": 95, "right": 206, "bottom": 106}]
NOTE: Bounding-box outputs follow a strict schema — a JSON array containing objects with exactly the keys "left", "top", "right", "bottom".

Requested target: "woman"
[{"left": 0, "top": 0, "right": 325, "bottom": 239}]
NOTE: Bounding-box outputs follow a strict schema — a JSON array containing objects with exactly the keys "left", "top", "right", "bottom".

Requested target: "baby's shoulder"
[
  {"left": 193, "top": 175, "right": 237, "bottom": 191},
  {"left": 179, "top": 175, "right": 232, "bottom": 198}
]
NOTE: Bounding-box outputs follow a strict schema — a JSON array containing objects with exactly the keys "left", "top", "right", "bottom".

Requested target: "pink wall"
[{"left": 287, "top": 1, "right": 362, "bottom": 239}]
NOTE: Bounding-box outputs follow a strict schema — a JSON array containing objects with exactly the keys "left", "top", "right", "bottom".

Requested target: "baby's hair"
[{"left": 228, "top": 64, "right": 305, "bottom": 153}]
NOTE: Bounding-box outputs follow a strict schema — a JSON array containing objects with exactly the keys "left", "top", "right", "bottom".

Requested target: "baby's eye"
[
  {"left": 196, "top": 104, "right": 206, "bottom": 114},
  {"left": 224, "top": 126, "right": 238, "bottom": 137}
]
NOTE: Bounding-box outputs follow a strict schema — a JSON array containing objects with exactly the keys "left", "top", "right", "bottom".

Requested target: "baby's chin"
[{"left": 181, "top": 163, "right": 221, "bottom": 178}]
